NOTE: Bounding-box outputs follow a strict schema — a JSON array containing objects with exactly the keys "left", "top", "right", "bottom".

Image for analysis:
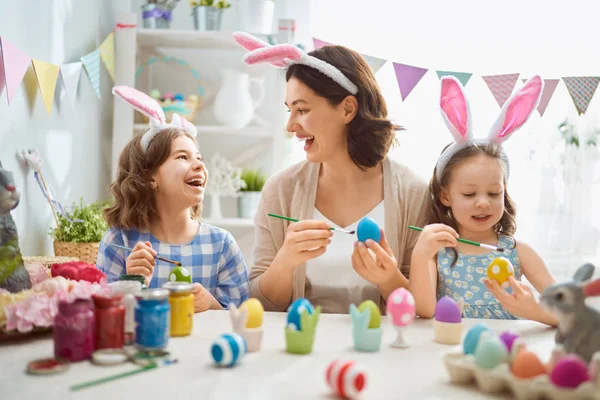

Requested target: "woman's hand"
[
  {"left": 125, "top": 241, "right": 157, "bottom": 286},
  {"left": 412, "top": 223, "right": 458, "bottom": 260},
  {"left": 352, "top": 229, "right": 398, "bottom": 286},
  {"left": 274, "top": 220, "right": 333, "bottom": 270}
]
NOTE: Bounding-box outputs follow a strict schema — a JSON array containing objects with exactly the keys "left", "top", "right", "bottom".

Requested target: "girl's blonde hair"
[{"left": 105, "top": 128, "right": 200, "bottom": 230}]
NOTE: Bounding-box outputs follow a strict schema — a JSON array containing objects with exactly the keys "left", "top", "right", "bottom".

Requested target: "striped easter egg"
[
  {"left": 211, "top": 333, "right": 247, "bottom": 367},
  {"left": 325, "top": 360, "right": 367, "bottom": 399}
]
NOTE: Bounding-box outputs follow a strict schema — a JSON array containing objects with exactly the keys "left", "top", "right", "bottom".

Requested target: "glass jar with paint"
[
  {"left": 110, "top": 280, "right": 142, "bottom": 345},
  {"left": 135, "top": 288, "right": 170, "bottom": 351},
  {"left": 92, "top": 293, "right": 125, "bottom": 349},
  {"left": 54, "top": 298, "right": 96, "bottom": 362},
  {"left": 118, "top": 274, "right": 147, "bottom": 289},
  {"left": 162, "top": 282, "right": 194, "bottom": 337}
]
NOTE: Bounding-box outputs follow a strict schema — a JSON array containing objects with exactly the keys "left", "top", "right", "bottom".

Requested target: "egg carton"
[{"left": 443, "top": 353, "right": 600, "bottom": 400}]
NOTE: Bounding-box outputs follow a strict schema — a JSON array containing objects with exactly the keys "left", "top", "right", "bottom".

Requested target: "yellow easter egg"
[
  {"left": 487, "top": 257, "right": 515, "bottom": 288},
  {"left": 239, "top": 298, "right": 264, "bottom": 328}
]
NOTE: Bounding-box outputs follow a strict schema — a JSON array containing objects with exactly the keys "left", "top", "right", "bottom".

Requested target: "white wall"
[{"left": 0, "top": 0, "right": 129, "bottom": 256}]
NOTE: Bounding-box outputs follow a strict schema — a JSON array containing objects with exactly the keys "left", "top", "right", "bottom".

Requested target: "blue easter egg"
[
  {"left": 286, "top": 298, "right": 314, "bottom": 331},
  {"left": 463, "top": 323, "right": 491, "bottom": 355},
  {"left": 173, "top": 93, "right": 185, "bottom": 101},
  {"left": 474, "top": 333, "right": 508, "bottom": 369},
  {"left": 357, "top": 217, "right": 381, "bottom": 243},
  {"left": 211, "top": 332, "right": 247, "bottom": 367}
]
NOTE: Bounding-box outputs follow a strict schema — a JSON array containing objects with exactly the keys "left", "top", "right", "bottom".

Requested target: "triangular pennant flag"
[
  {"left": 392, "top": 62, "right": 428, "bottom": 101},
  {"left": 362, "top": 54, "right": 386, "bottom": 74},
  {"left": 482, "top": 73, "right": 519, "bottom": 107},
  {"left": 31, "top": 59, "right": 59, "bottom": 115},
  {"left": 562, "top": 76, "right": 600, "bottom": 115},
  {"left": 522, "top": 78, "right": 559, "bottom": 116},
  {"left": 80, "top": 49, "right": 101, "bottom": 98},
  {"left": 313, "top": 38, "right": 331, "bottom": 50},
  {"left": 99, "top": 32, "right": 115, "bottom": 81},
  {"left": 436, "top": 70, "right": 473, "bottom": 86},
  {"left": 0, "top": 37, "right": 31, "bottom": 104},
  {"left": 60, "top": 62, "right": 82, "bottom": 106}
]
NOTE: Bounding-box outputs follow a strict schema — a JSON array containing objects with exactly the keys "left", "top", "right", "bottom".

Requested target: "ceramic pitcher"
[{"left": 213, "top": 68, "right": 265, "bottom": 128}]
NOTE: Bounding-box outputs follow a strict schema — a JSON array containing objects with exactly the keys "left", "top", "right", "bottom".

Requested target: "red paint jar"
[
  {"left": 92, "top": 293, "right": 125, "bottom": 349},
  {"left": 54, "top": 299, "right": 95, "bottom": 362}
]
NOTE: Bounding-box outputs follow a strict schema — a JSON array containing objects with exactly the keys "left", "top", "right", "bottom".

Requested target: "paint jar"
[
  {"left": 162, "top": 282, "right": 194, "bottom": 337},
  {"left": 119, "top": 274, "right": 147, "bottom": 289},
  {"left": 135, "top": 288, "right": 170, "bottom": 351},
  {"left": 110, "top": 280, "right": 142, "bottom": 345},
  {"left": 92, "top": 293, "right": 125, "bottom": 349},
  {"left": 54, "top": 299, "right": 95, "bottom": 362}
]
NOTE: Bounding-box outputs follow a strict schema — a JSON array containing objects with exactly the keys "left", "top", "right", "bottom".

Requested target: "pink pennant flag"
[
  {"left": 0, "top": 37, "right": 31, "bottom": 104},
  {"left": 313, "top": 38, "right": 332, "bottom": 50},
  {"left": 393, "top": 62, "right": 428, "bottom": 101},
  {"left": 482, "top": 73, "right": 519, "bottom": 108},
  {"left": 522, "top": 78, "right": 559, "bottom": 116},
  {"left": 562, "top": 76, "right": 600, "bottom": 115}
]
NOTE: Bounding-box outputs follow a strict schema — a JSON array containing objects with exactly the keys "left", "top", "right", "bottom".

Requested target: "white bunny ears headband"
[
  {"left": 435, "top": 75, "right": 544, "bottom": 183},
  {"left": 231, "top": 32, "right": 358, "bottom": 95},
  {"left": 112, "top": 86, "right": 197, "bottom": 153}
]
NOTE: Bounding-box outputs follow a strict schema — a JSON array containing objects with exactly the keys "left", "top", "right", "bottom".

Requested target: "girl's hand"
[
  {"left": 412, "top": 224, "right": 459, "bottom": 260},
  {"left": 192, "top": 283, "right": 221, "bottom": 313},
  {"left": 274, "top": 220, "right": 333, "bottom": 270},
  {"left": 125, "top": 241, "right": 157, "bottom": 285},
  {"left": 352, "top": 229, "right": 398, "bottom": 286}
]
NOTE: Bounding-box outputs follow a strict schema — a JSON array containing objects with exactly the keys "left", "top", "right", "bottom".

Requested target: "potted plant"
[
  {"left": 237, "top": 0, "right": 275, "bottom": 34},
  {"left": 49, "top": 199, "right": 110, "bottom": 265},
  {"left": 238, "top": 168, "right": 266, "bottom": 219},
  {"left": 190, "top": 0, "right": 232, "bottom": 31}
]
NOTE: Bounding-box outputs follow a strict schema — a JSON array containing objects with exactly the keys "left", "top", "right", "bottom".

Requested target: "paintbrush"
[
  {"left": 268, "top": 213, "right": 355, "bottom": 235},
  {"left": 408, "top": 225, "right": 505, "bottom": 252},
  {"left": 109, "top": 244, "right": 183, "bottom": 266}
]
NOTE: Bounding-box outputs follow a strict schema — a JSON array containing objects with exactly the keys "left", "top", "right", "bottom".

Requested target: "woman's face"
[{"left": 285, "top": 78, "right": 350, "bottom": 163}]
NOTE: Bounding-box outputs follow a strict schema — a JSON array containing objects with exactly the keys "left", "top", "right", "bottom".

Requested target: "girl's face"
[
  {"left": 440, "top": 154, "right": 505, "bottom": 236},
  {"left": 151, "top": 135, "right": 208, "bottom": 210},
  {"left": 285, "top": 78, "right": 352, "bottom": 163}
]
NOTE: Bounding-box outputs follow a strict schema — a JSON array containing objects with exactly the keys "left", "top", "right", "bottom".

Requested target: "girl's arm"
[
  {"left": 409, "top": 252, "right": 439, "bottom": 318},
  {"left": 517, "top": 242, "right": 556, "bottom": 293},
  {"left": 214, "top": 232, "right": 250, "bottom": 308}
]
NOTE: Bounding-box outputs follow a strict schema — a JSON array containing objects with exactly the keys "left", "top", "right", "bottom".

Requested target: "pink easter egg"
[
  {"left": 386, "top": 288, "right": 416, "bottom": 327},
  {"left": 551, "top": 354, "right": 590, "bottom": 388},
  {"left": 163, "top": 92, "right": 174, "bottom": 100},
  {"left": 325, "top": 359, "right": 367, "bottom": 399}
]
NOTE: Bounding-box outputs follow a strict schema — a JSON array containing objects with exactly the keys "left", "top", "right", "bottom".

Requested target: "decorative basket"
[
  {"left": 23, "top": 256, "right": 79, "bottom": 269},
  {"left": 53, "top": 242, "right": 99, "bottom": 265},
  {"left": 135, "top": 56, "right": 205, "bottom": 124}
]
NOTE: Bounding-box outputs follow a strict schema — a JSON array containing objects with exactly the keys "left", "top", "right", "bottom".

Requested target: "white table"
[{"left": 0, "top": 311, "right": 557, "bottom": 399}]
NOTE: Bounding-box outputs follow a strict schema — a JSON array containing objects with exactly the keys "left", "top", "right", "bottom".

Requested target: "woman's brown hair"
[
  {"left": 104, "top": 128, "right": 200, "bottom": 230},
  {"left": 286, "top": 45, "right": 400, "bottom": 170},
  {"left": 429, "top": 142, "right": 517, "bottom": 266}
]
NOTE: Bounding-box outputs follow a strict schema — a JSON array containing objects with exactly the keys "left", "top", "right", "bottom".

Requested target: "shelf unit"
[{"left": 112, "top": 13, "right": 287, "bottom": 239}]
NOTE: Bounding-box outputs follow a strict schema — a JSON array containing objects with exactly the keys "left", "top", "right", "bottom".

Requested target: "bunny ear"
[
  {"left": 440, "top": 76, "right": 473, "bottom": 143},
  {"left": 232, "top": 31, "right": 272, "bottom": 52},
  {"left": 584, "top": 279, "right": 600, "bottom": 297},
  {"left": 170, "top": 114, "right": 197, "bottom": 137},
  {"left": 244, "top": 44, "right": 303, "bottom": 68},
  {"left": 112, "top": 86, "right": 166, "bottom": 124},
  {"left": 487, "top": 75, "right": 543, "bottom": 144}
]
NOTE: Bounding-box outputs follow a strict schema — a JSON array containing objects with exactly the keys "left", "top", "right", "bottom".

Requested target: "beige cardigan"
[{"left": 250, "top": 157, "right": 430, "bottom": 313}]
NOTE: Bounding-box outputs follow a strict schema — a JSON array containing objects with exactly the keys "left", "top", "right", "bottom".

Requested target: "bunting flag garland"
[
  {"left": 362, "top": 54, "right": 386, "bottom": 74},
  {"left": 562, "top": 77, "right": 600, "bottom": 115},
  {"left": 60, "top": 62, "right": 83, "bottom": 107},
  {"left": 99, "top": 32, "right": 115, "bottom": 81},
  {"left": 312, "top": 38, "right": 330, "bottom": 50},
  {"left": 31, "top": 59, "right": 60, "bottom": 115},
  {"left": 80, "top": 49, "right": 101, "bottom": 99},
  {"left": 482, "top": 73, "right": 520, "bottom": 107},
  {"left": 0, "top": 37, "right": 31, "bottom": 104},
  {"left": 522, "top": 78, "right": 559, "bottom": 116},
  {"left": 436, "top": 70, "right": 473, "bottom": 86},
  {"left": 393, "top": 62, "right": 428, "bottom": 101}
]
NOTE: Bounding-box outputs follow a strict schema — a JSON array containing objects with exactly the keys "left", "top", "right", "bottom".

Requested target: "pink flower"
[
  {"left": 5, "top": 293, "right": 58, "bottom": 333},
  {"left": 78, "top": 267, "right": 106, "bottom": 284},
  {"left": 24, "top": 261, "right": 49, "bottom": 286}
]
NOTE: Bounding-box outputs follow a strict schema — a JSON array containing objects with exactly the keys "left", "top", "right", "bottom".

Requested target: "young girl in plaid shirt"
[{"left": 96, "top": 86, "right": 249, "bottom": 312}]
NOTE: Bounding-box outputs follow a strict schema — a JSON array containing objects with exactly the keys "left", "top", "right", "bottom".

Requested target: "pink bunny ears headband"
[
  {"left": 435, "top": 75, "right": 544, "bottom": 183},
  {"left": 232, "top": 32, "right": 358, "bottom": 95},
  {"left": 112, "top": 86, "right": 197, "bottom": 153}
]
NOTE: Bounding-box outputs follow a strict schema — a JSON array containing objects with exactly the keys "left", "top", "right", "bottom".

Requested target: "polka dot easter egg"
[
  {"left": 239, "top": 298, "right": 264, "bottom": 329},
  {"left": 358, "top": 300, "right": 381, "bottom": 329},
  {"left": 211, "top": 333, "right": 247, "bottom": 367},
  {"left": 487, "top": 257, "right": 514, "bottom": 288},
  {"left": 286, "top": 298, "right": 314, "bottom": 331},
  {"left": 168, "top": 266, "right": 192, "bottom": 283},
  {"left": 357, "top": 217, "right": 381, "bottom": 244},
  {"left": 386, "top": 288, "right": 415, "bottom": 327},
  {"left": 326, "top": 360, "right": 367, "bottom": 399}
]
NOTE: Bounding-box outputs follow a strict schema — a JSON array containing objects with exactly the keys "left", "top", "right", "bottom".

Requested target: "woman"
[{"left": 234, "top": 33, "right": 429, "bottom": 313}]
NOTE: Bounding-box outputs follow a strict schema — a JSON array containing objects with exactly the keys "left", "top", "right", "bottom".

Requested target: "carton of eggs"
[{"left": 210, "top": 332, "right": 247, "bottom": 367}]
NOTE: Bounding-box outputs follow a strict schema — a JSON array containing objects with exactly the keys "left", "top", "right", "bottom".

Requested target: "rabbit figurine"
[{"left": 540, "top": 263, "right": 600, "bottom": 363}]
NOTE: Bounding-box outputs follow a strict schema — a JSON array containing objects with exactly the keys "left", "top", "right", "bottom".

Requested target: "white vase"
[
  {"left": 209, "top": 193, "right": 223, "bottom": 220},
  {"left": 213, "top": 68, "right": 265, "bottom": 129},
  {"left": 238, "top": 191, "right": 261, "bottom": 219},
  {"left": 236, "top": 0, "right": 275, "bottom": 34}
]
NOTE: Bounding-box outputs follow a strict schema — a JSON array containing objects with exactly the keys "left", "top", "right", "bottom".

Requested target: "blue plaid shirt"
[{"left": 96, "top": 223, "right": 249, "bottom": 307}]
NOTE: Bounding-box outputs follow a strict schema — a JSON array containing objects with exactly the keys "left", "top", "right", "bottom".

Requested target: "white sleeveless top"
[{"left": 305, "top": 201, "right": 385, "bottom": 314}]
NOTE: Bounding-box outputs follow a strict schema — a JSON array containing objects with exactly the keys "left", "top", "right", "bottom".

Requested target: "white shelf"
[
  {"left": 136, "top": 29, "right": 273, "bottom": 50},
  {"left": 202, "top": 218, "right": 255, "bottom": 228},
  {"left": 133, "top": 124, "right": 274, "bottom": 138}
]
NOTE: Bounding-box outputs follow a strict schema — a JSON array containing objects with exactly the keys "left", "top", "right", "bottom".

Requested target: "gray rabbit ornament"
[{"left": 540, "top": 263, "right": 600, "bottom": 363}]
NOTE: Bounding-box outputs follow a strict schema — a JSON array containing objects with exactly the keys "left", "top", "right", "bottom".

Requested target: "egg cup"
[
  {"left": 434, "top": 320, "right": 464, "bottom": 345},
  {"left": 285, "top": 306, "right": 321, "bottom": 355},
  {"left": 350, "top": 304, "right": 382, "bottom": 352},
  {"left": 228, "top": 304, "right": 264, "bottom": 352}
]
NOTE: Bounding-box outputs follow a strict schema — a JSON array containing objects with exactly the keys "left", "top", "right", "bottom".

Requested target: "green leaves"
[
  {"left": 49, "top": 199, "right": 109, "bottom": 243},
  {"left": 240, "top": 169, "right": 266, "bottom": 192}
]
